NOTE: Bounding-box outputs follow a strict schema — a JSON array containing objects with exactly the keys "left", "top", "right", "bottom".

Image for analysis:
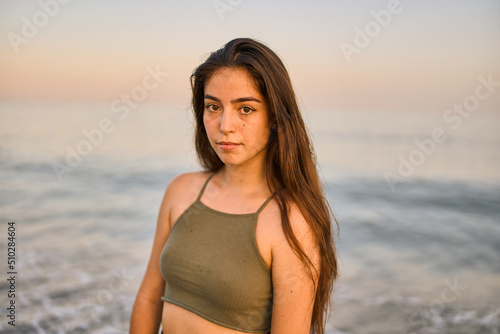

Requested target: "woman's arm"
[
  {"left": 129, "top": 175, "right": 182, "bottom": 333},
  {"left": 270, "top": 204, "right": 321, "bottom": 334}
]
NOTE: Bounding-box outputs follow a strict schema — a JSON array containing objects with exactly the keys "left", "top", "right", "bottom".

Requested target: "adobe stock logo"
[
  {"left": 409, "top": 277, "right": 468, "bottom": 329},
  {"left": 339, "top": 0, "right": 409, "bottom": 63},
  {"left": 384, "top": 74, "right": 499, "bottom": 191},
  {"left": 7, "top": 0, "right": 72, "bottom": 53},
  {"left": 213, "top": 0, "right": 243, "bottom": 21},
  {"left": 51, "top": 64, "right": 169, "bottom": 182}
]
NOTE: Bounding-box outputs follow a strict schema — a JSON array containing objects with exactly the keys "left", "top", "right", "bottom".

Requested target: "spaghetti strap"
[
  {"left": 255, "top": 191, "right": 277, "bottom": 215},
  {"left": 196, "top": 172, "right": 216, "bottom": 201}
]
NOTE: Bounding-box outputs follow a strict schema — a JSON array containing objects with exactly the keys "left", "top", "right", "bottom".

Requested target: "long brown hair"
[{"left": 190, "top": 38, "right": 338, "bottom": 334}]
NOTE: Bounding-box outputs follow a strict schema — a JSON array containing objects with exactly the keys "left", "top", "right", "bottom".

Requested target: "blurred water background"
[{"left": 0, "top": 100, "right": 499, "bottom": 334}]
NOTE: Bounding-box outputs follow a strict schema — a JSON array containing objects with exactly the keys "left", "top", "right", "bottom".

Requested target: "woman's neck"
[{"left": 217, "top": 162, "right": 268, "bottom": 195}]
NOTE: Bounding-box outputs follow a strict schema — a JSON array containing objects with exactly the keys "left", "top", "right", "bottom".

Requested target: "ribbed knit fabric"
[{"left": 160, "top": 173, "right": 274, "bottom": 333}]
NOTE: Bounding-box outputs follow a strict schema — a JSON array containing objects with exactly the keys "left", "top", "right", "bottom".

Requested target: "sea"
[{"left": 0, "top": 101, "right": 499, "bottom": 334}]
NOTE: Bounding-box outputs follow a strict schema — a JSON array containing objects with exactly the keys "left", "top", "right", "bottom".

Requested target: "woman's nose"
[{"left": 219, "top": 109, "right": 236, "bottom": 133}]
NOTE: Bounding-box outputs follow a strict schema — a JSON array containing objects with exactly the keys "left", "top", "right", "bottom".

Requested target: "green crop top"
[{"left": 159, "top": 173, "right": 275, "bottom": 333}]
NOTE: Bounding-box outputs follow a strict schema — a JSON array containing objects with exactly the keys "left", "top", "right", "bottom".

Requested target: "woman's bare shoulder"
[
  {"left": 167, "top": 171, "right": 210, "bottom": 189},
  {"left": 260, "top": 199, "right": 310, "bottom": 238},
  {"left": 262, "top": 200, "right": 317, "bottom": 262},
  {"left": 159, "top": 171, "right": 212, "bottom": 220},
  {"left": 163, "top": 171, "right": 211, "bottom": 201}
]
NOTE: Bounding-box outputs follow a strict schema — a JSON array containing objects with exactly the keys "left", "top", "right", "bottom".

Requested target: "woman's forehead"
[{"left": 205, "top": 68, "right": 262, "bottom": 99}]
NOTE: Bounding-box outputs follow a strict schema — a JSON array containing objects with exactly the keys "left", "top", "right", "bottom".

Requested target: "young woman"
[{"left": 130, "top": 38, "right": 338, "bottom": 334}]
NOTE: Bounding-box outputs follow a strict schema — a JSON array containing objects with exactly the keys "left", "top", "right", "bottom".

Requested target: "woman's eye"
[
  {"left": 240, "top": 106, "right": 255, "bottom": 115},
  {"left": 205, "top": 104, "right": 220, "bottom": 112}
]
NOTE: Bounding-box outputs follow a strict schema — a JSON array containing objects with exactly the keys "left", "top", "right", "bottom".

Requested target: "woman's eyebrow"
[{"left": 204, "top": 94, "right": 262, "bottom": 104}]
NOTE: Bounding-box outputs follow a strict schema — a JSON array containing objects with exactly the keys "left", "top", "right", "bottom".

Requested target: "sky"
[{"left": 0, "top": 0, "right": 499, "bottom": 112}]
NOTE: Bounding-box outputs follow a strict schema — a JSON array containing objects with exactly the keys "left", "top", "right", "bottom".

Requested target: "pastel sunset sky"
[{"left": 1, "top": 0, "right": 499, "bottom": 112}]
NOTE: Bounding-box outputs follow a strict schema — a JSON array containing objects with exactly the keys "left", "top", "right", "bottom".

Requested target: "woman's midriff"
[{"left": 161, "top": 302, "right": 267, "bottom": 334}]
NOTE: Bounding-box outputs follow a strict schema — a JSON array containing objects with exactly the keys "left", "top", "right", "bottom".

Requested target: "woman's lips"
[{"left": 217, "top": 142, "right": 241, "bottom": 151}]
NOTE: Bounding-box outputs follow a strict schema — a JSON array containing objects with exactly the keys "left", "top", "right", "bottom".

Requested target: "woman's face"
[{"left": 203, "top": 67, "right": 270, "bottom": 170}]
